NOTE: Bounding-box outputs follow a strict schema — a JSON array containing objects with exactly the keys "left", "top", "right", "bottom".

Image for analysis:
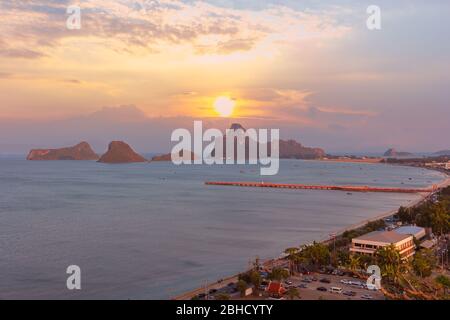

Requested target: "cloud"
[{"left": 0, "top": 0, "right": 351, "bottom": 58}]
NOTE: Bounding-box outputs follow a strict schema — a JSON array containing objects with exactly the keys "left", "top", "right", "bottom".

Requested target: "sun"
[{"left": 213, "top": 96, "right": 236, "bottom": 117}]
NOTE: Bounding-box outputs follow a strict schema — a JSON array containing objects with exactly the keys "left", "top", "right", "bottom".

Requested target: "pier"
[{"left": 205, "top": 181, "right": 436, "bottom": 194}]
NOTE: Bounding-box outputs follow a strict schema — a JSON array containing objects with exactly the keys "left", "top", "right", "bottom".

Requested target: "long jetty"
[{"left": 205, "top": 181, "right": 436, "bottom": 194}]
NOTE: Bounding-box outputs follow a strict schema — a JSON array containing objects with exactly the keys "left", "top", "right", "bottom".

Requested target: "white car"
[
  {"left": 361, "top": 294, "right": 373, "bottom": 300},
  {"left": 340, "top": 279, "right": 350, "bottom": 285}
]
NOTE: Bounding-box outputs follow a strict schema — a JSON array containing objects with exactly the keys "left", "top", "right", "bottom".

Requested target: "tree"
[
  {"left": 430, "top": 202, "right": 450, "bottom": 236},
  {"left": 348, "top": 255, "right": 361, "bottom": 273},
  {"left": 268, "top": 268, "right": 289, "bottom": 281},
  {"left": 248, "top": 270, "right": 261, "bottom": 288},
  {"left": 376, "top": 245, "right": 402, "bottom": 283},
  {"left": 236, "top": 280, "right": 248, "bottom": 297},
  {"left": 286, "top": 287, "right": 300, "bottom": 300},
  {"left": 396, "top": 206, "right": 413, "bottom": 224},
  {"left": 413, "top": 249, "right": 437, "bottom": 278},
  {"left": 285, "top": 247, "right": 299, "bottom": 274},
  {"left": 298, "top": 242, "right": 330, "bottom": 268},
  {"left": 435, "top": 275, "right": 450, "bottom": 295}
]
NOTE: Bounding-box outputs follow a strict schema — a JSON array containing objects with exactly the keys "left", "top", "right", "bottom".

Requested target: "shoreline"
[{"left": 174, "top": 170, "right": 450, "bottom": 300}]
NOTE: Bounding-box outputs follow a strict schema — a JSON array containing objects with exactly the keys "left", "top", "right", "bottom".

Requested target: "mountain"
[
  {"left": 27, "top": 142, "right": 98, "bottom": 160},
  {"left": 433, "top": 150, "right": 450, "bottom": 156},
  {"left": 384, "top": 148, "right": 414, "bottom": 157},
  {"left": 279, "top": 139, "right": 326, "bottom": 159},
  {"left": 98, "top": 141, "right": 147, "bottom": 163},
  {"left": 219, "top": 123, "right": 326, "bottom": 160}
]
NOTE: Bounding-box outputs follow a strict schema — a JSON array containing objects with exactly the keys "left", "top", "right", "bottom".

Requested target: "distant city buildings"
[{"left": 425, "top": 161, "right": 450, "bottom": 171}]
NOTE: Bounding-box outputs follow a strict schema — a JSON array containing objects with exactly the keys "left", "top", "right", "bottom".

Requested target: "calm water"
[{"left": 0, "top": 158, "right": 445, "bottom": 299}]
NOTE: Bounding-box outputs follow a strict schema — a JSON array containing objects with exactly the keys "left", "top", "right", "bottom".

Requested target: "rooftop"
[
  {"left": 394, "top": 226, "right": 426, "bottom": 236},
  {"left": 353, "top": 231, "right": 411, "bottom": 244}
]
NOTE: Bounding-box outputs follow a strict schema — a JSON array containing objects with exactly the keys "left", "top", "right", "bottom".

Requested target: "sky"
[{"left": 0, "top": 0, "right": 449, "bottom": 154}]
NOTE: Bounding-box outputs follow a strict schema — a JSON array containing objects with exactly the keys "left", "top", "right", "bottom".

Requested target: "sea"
[{"left": 0, "top": 157, "right": 445, "bottom": 299}]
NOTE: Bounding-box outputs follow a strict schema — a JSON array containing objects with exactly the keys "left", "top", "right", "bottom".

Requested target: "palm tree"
[
  {"left": 348, "top": 255, "right": 361, "bottom": 273},
  {"left": 285, "top": 247, "right": 299, "bottom": 275},
  {"left": 376, "top": 245, "right": 402, "bottom": 283}
]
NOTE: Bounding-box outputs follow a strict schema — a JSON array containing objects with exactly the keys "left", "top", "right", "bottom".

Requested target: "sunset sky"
[{"left": 0, "top": 0, "right": 449, "bottom": 153}]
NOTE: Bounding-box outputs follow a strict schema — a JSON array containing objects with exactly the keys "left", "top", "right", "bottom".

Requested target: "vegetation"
[
  {"left": 412, "top": 249, "right": 437, "bottom": 278},
  {"left": 395, "top": 193, "right": 450, "bottom": 236},
  {"left": 376, "top": 245, "right": 403, "bottom": 283},
  {"left": 268, "top": 267, "right": 289, "bottom": 281},
  {"left": 236, "top": 280, "right": 248, "bottom": 297}
]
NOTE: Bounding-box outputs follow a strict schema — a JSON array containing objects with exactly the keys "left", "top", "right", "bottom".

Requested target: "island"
[
  {"left": 98, "top": 141, "right": 147, "bottom": 163},
  {"left": 26, "top": 142, "right": 99, "bottom": 161},
  {"left": 384, "top": 148, "right": 414, "bottom": 157}
]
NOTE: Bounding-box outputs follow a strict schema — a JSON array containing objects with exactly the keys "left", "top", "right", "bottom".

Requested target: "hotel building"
[{"left": 350, "top": 231, "right": 415, "bottom": 260}]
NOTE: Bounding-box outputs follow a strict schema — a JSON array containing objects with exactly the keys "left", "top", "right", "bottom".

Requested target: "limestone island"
[
  {"left": 98, "top": 141, "right": 147, "bottom": 164},
  {"left": 27, "top": 142, "right": 99, "bottom": 161}
]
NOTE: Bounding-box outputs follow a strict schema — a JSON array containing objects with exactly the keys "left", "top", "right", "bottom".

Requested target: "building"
[
  {"left": 265, "top": 282, "right": 286, "bottom": 298},
  {"left": 394, "top": 226, "right": 426, "bottom": 240},
  {"left": 350, "top": 231, "right": 415, "bottom": 260}
]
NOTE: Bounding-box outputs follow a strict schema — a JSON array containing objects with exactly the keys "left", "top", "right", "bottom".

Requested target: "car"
[
  {"left": 317, "top": 287, "right": 327, "bottom": 292},
  {"left": 340, "top": 279, "right": 350, "bottom": 285},
  {"left": 343, "top": 291, "right": 357, "bottom": 297},
  {"left": 330, "top": 287, "right": 343, "bottom": 294},
  {"left": 320, "top": 278, "right": 331, "bottom": 284},
  {"left": 198, "top": 293, "right": 206, "bottom": 299},
  {"left": 302, "top": 278, "right": 312, "bottom": 283},
  {"left": 227, "top": 282, "right": 235, "bottom": 287},
  {"left": 361, "top": 294, "right": 373, "bottom": 300},
  {"left": 298, "top": 284, "right": 308, "bottom": 289},
  {"left": 285, "top": 280, "right": 293, "bottom": 285},
  {"left": 209, "top": 289, "right": 218, "bottom": 294},
  {"left": 311, "top": 277, "right": 318, "bottom": 282}
]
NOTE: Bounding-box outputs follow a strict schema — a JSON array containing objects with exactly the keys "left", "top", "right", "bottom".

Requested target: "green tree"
[
  {"left": 268, "top": 267, "right": 290, "bottom": 281},
  {"left": 413, "top": 249, "right": 437, "bottom": 278},
  {"left": 285, "top": 247, "right": 299, "bottom": 274},
  {"left": 435, "top": 275, "right": 450, "bottom": 295},
  {"left": 298, "top": 242, "right": 330, "bottom": 268},
  {"left": 248, "top": 270, "right": 261, "bottom": 288},
  {"left": 348, "top": 255, "right": 361, "bottom": 273},
  {"left": 376, "top": 245, "right": 402, "bottom": 283},
  {"left": 286, "top": 287, "right": 300, "bottom": 300},
  {"left": 236, "top": 280, "right": 248, "bottom": 297},
  {"left": 430, "top": 202, "right": 450, "bottom": 236},
  {"left": 396, "top": 206, "right": 413, "bottom": 224}
]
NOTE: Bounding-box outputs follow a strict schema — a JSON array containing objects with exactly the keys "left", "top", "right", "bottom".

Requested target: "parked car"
[
  {"left": 302, "top": 278, "right": 312, "bottom": 283},
  {"left": 330, "top": 287, "right": 343, "bottom": 294},
  {"left": 298, "top": 284, "right": 308, "bottom": 289},
  {"left": 340, "top": 279, "right": 351, "bottom": 285},
  {"left": 343, "top": 291, "right": 357, "bottom": 297},
  {"left": 311, "top": 277, "right": 318, "bottom": 282},
  {"left": 285, "top": 280, "right": 293, "bottom": 285},
  {"left": 320, "top": 278, "right": 331, "bottom": 284},
  {"left": 317, "top": 287, "right": 328, "bottom": 292},
  {"left": 361, "top": 294, "right": 374, "bottom": 300}
]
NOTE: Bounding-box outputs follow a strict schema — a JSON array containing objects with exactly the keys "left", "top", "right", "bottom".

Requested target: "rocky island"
[
  {"left": 384, "top": 148, "right": 414, "bottom": 157},
  {"left": 98, "top": 141, "right": 147, "bottom": 164},
  {"left": 27, "top": 142, "right": 99, "bottom": 161}
]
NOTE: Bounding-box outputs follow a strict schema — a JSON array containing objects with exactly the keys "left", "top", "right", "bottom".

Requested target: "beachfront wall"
[{"left": 350, "top": 231, "right": 415, "bottom": 260}]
